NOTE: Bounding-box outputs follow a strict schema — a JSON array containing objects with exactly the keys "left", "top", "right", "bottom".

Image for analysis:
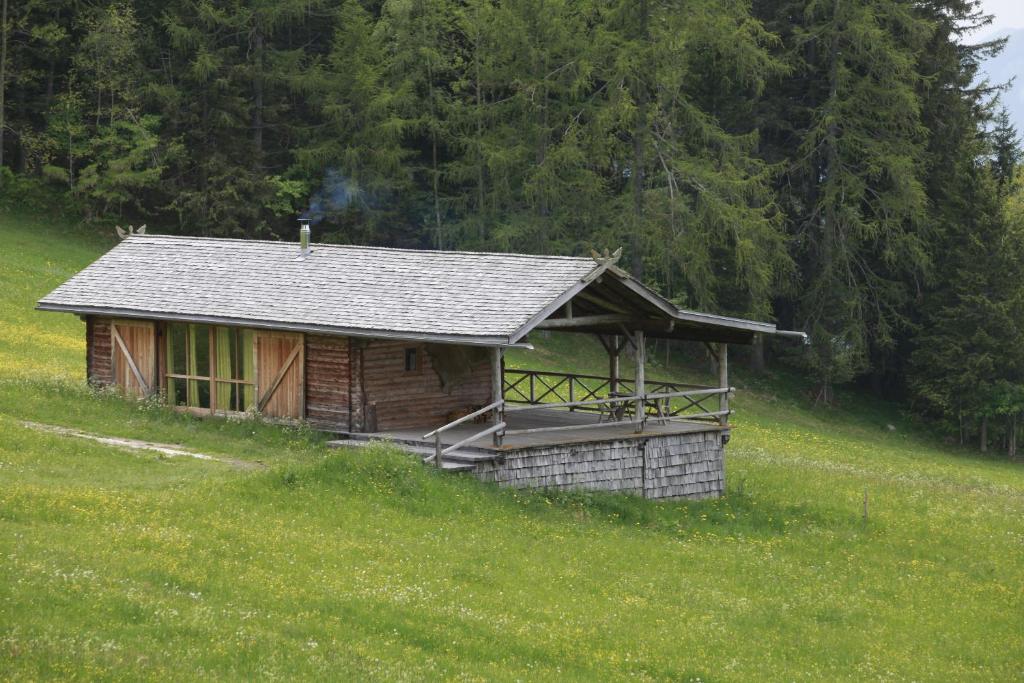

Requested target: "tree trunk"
[
  {"left": 0, "top": 0, "right": 8, "bottom": 174},
  {"left": 252, "top": 29, "right": 264, "bottom": 157},
  {"left": 1009, "top": 413, "right": 1017, "bottom": 459},
  {"left": 816, "top": 0, "right": 842, "bottom": 400},
  {"left": 750, "top": 333, "right": 766, "bottom": 373},
  {"left": 958, "top": 404, "right": 963, "bottom": 446},
  {"left": 65, "top": 82, "right": 74, "bottom": 191},
  {"left": 426, "top": 54, "right": 442, "bottom": 249},
  {"left": 13, "top": 82, "right": 25, "bottom": 172},
  {"left": 980, "top": 415, "right": 987, "bottom": 453},
  {"left": 474, "top": 14, "right": 485, "bottom": 240},
  {"left": 630, "top": 0, "right": 648, "bottom": 281},
  {"left": 431, "top": 117, "right": 442, "bottom": 248}
]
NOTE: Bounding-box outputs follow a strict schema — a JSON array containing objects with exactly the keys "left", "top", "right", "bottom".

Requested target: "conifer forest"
[{"left": 2, "top": 0, "right": 1023, "bottom": 453}]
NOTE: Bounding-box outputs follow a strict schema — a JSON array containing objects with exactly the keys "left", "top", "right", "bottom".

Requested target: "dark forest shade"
[{"left": 8, "top": 0, "right": 1024, "bottom": 450}]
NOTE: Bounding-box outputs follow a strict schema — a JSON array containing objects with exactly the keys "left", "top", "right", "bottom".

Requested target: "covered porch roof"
[{"left": 512, "top": 253, "right": 802, "bottom": 346}]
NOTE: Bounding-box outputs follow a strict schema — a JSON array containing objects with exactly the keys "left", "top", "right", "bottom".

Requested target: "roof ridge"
[{"left": 126, "top": 234, "right": 594, "bottom": 262}]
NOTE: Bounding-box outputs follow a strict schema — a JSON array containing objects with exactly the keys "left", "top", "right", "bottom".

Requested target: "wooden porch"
[
  {"left": 353, "top": 405, "right": 724, "bottom": 452},
  {"left": 330, "top": 366, "right": 732, "bottom": 471}
]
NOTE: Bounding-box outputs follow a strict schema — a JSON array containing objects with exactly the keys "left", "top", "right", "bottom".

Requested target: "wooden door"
[
  {"left": 111, "top": 320, "right": 156, "bottom": 397},
  {"left": 255, "top": 332, "right": 304, "bottom": 419}
]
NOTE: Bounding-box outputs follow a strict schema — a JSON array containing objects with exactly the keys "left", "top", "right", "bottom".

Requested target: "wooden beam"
[
  {"left": 618, "top": 325, "right": 634, "bottom": 350},
  {"left": 575, "top": 289, "right": 630, "bottom": 314},
  {"left": 536, "top": 314, "right": 635, "bottom": 329},
  {"left": 717, "top": 342, "right": 729, "bottom": 427},
  {"left": 634, "top": 330, "right": 645, "bottom": 433},
  {"left": 609, "top": 334, "right": 620, "bottom": 396},
  {"left": 492, "top": 346, "right": 504, "bottom": 446}
]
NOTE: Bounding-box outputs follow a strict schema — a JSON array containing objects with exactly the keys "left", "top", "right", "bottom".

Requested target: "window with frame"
[
  {"left": 166, "top": 323, "right": 255, "bottom": 413},
  {"left": 404, "top": 347, "right": 418, "bottom": 372}
]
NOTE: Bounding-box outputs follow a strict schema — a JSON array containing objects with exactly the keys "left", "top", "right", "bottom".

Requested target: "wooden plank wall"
[
  {"left": 86, "top": 316, "right": 113, "bottom": 386},
  {"left": 305, "top": 334, "right": 351, "bottom": 432},
  {"left": 112, "top": 321, "right": 156, "bottom": 396},
  {"left": 359, "top": 339, "right": 492, "bottom": 431},
  {"left": 349, "top": 340, "right": 366, "bottom": 431},
  {"left": 256, "top": 332, "right": 304, "bottom": 419}
]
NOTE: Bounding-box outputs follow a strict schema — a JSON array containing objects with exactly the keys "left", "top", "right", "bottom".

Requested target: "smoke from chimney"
[{"left": 301, "top": 169, "right": 360, "bottom": 226}]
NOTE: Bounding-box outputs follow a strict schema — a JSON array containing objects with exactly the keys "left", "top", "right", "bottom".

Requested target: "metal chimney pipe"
[{"left": 298, "top": 218, "right": 311, "bottom": 256}]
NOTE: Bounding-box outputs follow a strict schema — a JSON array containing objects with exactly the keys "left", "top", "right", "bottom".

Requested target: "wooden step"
[
  {"left": 378, "top": 435, "right": 494, "bottom": 457},
  {"left": 326, "top": 438, "right": 488, "bottom": 470},
  {"left": 327, "top": 434, "right": 498, "bottom": 460}
]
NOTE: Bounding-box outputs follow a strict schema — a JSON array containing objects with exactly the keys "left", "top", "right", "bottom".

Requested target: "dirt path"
[{"left": 20, "top": 420, "right": 266, "bottom": 470}]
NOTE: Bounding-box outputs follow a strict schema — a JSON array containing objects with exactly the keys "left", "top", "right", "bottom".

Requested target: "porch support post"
[
  {"left": 634, "top": 330, "right": 645, "bottom": 433},
  {"left": 717, "top": 342, "right": 729, "bottom": 426},
  {"left": 609, "top": 335, "right": 620, "bottom": 396},
  {"left": 492, "top": 346, "right": 504, "bottom": 446}
]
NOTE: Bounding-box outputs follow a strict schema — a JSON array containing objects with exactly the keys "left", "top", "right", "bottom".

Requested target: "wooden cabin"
[{"left": 38, "top": 230, "right": 801, "bottom": 499}]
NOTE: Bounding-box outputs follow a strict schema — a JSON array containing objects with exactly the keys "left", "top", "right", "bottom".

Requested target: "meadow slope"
[{"left": 1, "top": 215, "right": 1022, "bottom": 681}]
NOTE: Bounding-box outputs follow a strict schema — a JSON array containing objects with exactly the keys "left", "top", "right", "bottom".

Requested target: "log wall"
[
  {"left": 304, "top": 334, "right": 351, "bottom": 432},
  {"left": 86, "top": 316, "right": 113, "bottom": 386},
  {"left": 349, "top": 340, "right": 366, "bottom": 431},
  {"left": 83, "top": 317, "right": 490, "bottom": 436},
  {"left": 359, "top": 339, "right": 493, "bottom": 431},
  {"left": 474, "top": 429, "right": 726, "bottom": 500}
]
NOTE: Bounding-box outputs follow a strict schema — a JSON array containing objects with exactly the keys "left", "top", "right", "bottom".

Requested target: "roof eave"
[
  {"left": 509, "top": 264, "right": 785, "bottom": 343},
  {"left": 35, "top": 302, "right": 523, "bottom": 348}
]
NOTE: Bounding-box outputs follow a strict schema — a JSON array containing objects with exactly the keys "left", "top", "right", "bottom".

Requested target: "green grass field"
[{"left": 1, "top": 214, "right": 1022, "bottom": 681}]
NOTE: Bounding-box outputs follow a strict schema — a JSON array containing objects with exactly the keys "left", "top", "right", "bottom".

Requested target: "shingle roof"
[
  {"left": 39, "top": 234, "right": 799, "bottom": 345},
  {"left": 38, "top": 235, "right": 600, "bottom": 344}
]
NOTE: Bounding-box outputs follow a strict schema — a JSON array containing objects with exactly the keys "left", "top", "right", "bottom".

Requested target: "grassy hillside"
[{"left": 1, "top": 214, "right": 1022, "bottom": 681}]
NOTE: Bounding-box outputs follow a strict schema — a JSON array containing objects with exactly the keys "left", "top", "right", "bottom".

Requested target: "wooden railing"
[
  {"left": 504, "top": 393, "right": 645, "bottom": 436},
  {"left": 643, "top": 388, "right": 731, "bottom": 422},
  {"left": 422, "top": 399, "right": 505, "bottom": 468},
  {"left": 421, "top": 371, "right": 733, "bottom": 461},
  {"left": 502, "top": 369, "right": 726, "bottom": 422}
]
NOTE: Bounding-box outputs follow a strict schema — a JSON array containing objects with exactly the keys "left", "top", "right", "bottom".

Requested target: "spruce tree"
[
  {"left": 905, "top": 0, "right": 1024, "bottom": 452},
  {"left": 585, "top": 0, "right": 792, "bottom": 317},
  {"left": 990, "top": 107, "right": 1021, "bottom": 190},
  {"left": 755, "top": 0, "right": 933, "bottom": 402}
]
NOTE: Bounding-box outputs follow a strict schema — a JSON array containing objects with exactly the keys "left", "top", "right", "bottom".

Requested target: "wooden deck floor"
[{"left": 365, "top": 407, "right": 725, "bottom": 452}]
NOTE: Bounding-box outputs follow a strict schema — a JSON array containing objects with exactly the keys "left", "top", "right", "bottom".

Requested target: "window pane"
[
  {"left": 190, "top": 325, "right": 210, "bottom": 377},
  {"left": 213, "top": 381, "right": 235, "bottom": 412},
  {"left": 241, "top": 382, "right": 255, "bottom": 411},
  {"left": 239, "top": 329, "right": 254, "bottom": 382},
  {"left": 189, "top": 378, "right": 211, "bottom": 409},
  {"left": 215, "top": 327, "right": 234, "bottom": 380},
  {"left": 168, "top": 324, "right": 187, "bottom": 375},
  {"left": 169, "top": 377, "right": 187, "bottom": 406},
  {"left": 231, "top": 382, "right": 252, "bottom": 413},
  {"left": 214, "top": 328, "right": 233, "bottom": 410},
  {"left": 214, "top": 381, "right": 233, "bottom": 412}
]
